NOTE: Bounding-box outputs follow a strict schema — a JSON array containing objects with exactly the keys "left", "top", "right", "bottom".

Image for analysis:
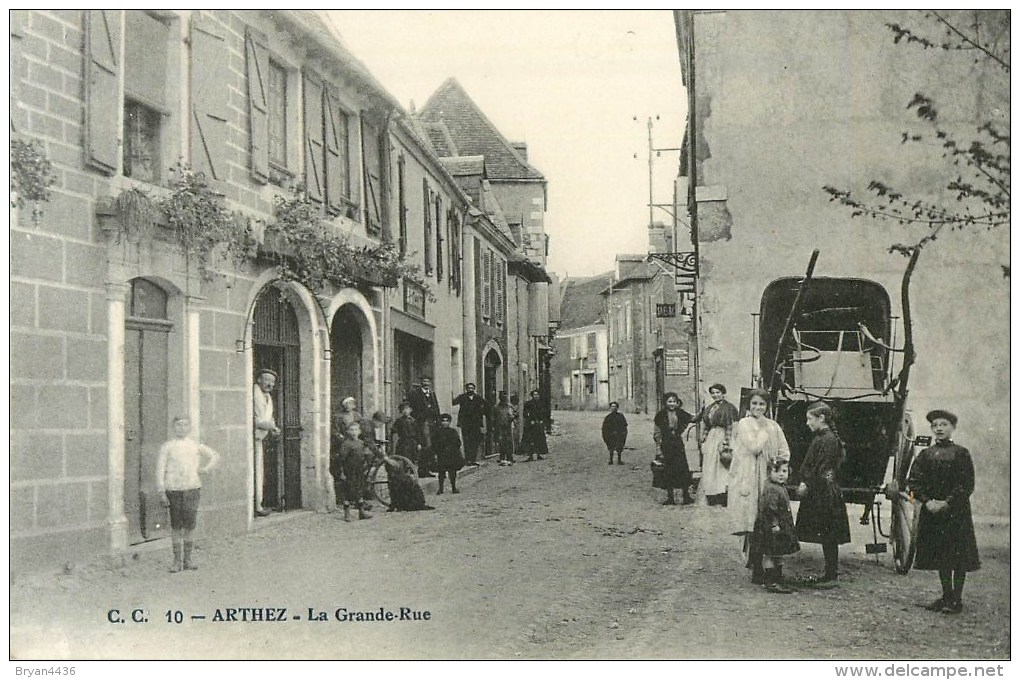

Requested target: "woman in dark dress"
[
  {"left": 795, "top": 402, "right": 852, "bottom": 584},
  {"left": 391, "top": 402, "right": 421, "bottom": 467},
  {"left": 907, "top": 409, "right": 980, "bottom": 614},
  {"left": 601, "top": 401, "right": 628, "bottom": 465},
  {"left": 653, "top": 392, "right": 695, "bottom": 505},
  {"left": 521, "top": 390, "right": 549, "bottom": 462},
  {"left": 753, "top": 459, "right": 799, "bottom": 593}
]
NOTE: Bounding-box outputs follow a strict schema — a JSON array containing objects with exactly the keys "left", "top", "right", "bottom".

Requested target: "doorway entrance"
[
  {"left": 331, "top": 304, "right": 365, "bottom": 420},
  {"left": 394, "top": 330, "right": 433, "bottom": 411},
  {"left": 483, "top": 347, "right": 503, "bottom": 456},
  {"left": 124, "top": 278, "right": 172, "bottom": 544},
  {"left": 252, "top": 287, "right": 302, "bottom": 512}
]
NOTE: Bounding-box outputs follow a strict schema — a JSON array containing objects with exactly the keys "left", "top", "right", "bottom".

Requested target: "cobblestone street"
[{"left": 11, "top": 411, "right": 1010, "bottom": 660}]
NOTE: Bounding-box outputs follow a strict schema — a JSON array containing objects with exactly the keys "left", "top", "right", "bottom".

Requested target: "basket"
[{"left": 650, "top": 459, "right": 668, "bottom": 490}]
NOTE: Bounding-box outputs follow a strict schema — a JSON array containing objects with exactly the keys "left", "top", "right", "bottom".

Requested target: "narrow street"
[{"left": 11, "top": 411, "right": 1009, "bottom": 660}]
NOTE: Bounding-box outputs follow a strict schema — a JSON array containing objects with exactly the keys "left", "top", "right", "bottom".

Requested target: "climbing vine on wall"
[{"left": 10, "top": 138, "right": 56, "bottom": 221}]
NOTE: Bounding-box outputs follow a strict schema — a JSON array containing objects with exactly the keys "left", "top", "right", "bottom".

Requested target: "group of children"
[{"left": 749, "top": 404, "right": 980, "bottom": 612}]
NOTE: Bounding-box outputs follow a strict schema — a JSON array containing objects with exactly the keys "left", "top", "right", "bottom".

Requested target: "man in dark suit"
[
  {"left": 452, "top": 382, "right": 488, "bottom": 466},
  {"left": 407, "top": 376, "right": 440, "bottom": 478}
]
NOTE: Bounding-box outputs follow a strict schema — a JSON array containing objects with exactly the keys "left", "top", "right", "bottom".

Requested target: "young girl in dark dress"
[
  {"left": 391, "top": 402, "right": 421, "bottom": 467},
  {"left": 907, "top": 410, "right": 980, "bottom": 614},
  {"left": 795, "top": 402, "right": 852, "bottom": 584},
  {"left": 753, "top": 459, "right": 799, "bottom": 593},
  {"left": 432, "top": 413, "right": 465, "bottom": 495}
]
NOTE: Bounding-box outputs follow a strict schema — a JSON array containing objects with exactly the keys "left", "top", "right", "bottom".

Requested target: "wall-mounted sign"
[
  {"left": 403, "top": 280, "right": 426, "bottom": 318},
  {"left": 656, "top": 303, "right": 677, "bottom": 318},
  {"left": 665, "top": 346, "right": 689, "bottom": 376}
]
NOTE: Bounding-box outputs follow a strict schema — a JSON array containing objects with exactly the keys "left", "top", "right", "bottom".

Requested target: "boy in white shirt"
[{"left": 156, "top": 417, "right": 220, "bottom": 572}]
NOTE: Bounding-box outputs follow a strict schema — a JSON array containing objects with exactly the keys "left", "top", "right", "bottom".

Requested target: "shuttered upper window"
[
  {"left": 423, "top": 181, "right": 433, "bottom": 275},
  {"left": 84, "top": 11, "right": 227, "bottom": 185}
]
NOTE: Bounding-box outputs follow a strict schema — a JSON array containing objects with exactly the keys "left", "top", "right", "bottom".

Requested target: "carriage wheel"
[
  {"left": 891, "top": 491, "right": 919, "bottom": 574},
  {"left": 367, "top": 455, "right": 417, "bottom": 509}
]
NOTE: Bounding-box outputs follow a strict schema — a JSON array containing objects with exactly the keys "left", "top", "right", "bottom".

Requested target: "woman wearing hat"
[{"left": 906, "top": 409, "right": 980, "bottom": 614}]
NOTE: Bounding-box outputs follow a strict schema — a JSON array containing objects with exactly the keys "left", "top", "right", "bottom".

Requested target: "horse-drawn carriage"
[{"left": 748, "top": 251, "right": 921, "bottom": 573}]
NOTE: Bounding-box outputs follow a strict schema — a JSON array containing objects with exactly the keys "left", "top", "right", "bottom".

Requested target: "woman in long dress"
[
  {"left": 729, "top": 388, "right": 790, "bottom": 583},
  {"left": 653, "top": 392, "right": 696, "bottom": 505},
  {"left": 695, "top": 383, "right": 740, "bottom": 506}
]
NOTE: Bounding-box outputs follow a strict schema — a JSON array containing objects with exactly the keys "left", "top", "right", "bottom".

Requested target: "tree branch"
[{"left": 930, "top": 10, "right": 1010, "bottom": 71}]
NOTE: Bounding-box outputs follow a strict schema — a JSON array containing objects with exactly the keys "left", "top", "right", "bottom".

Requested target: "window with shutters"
[
  {"left": 267, "top": 60, "right": 287, "bottom": 168},
  {"left": 423, "top": 181, "right": 433, "bottom": 275},
  {"left": 122, "top": 12, "right": 169, "bottom": 183},
  {"left": 448, "top": 208, "right": 460, "bottom": 295},
  {"left": 435, "top": 194, "right": 443, "bottom": 282},
  {"left": 86, "top": 11, "right": 193, "bottom": 182}
]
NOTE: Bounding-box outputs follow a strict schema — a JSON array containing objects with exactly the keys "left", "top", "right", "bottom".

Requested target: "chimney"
[
  {"left": 511, "top": 142, "right": 528, "bottom": 160},
  {"left": 648, "top": 220, "right": 672, "bottom": 254}
]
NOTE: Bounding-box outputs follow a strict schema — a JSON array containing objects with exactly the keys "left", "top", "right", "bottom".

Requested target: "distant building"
[{"left": 551, "top": 273, "right": 613, "bottom": 411}]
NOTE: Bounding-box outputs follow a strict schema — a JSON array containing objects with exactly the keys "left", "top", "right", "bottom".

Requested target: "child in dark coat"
[
  {"left": 330, "top": 421, "right": 373, "bottom": 522},
  {"left": 907, "top": 409, "right": 980, "bottom": 615},
  {"left": 753, "top": 458, "right": 800, "bottom": 593},
  {"left": 601, "top": 401, "right": 628, "bottom": 465},
  {"left": 432, "top": 413, "right": 465, "bottom": 495}
]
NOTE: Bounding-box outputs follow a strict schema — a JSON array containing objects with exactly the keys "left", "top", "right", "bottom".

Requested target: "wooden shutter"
[
  {"left": 303, "top": 71, "right": 325, "bottom": 203},
  {"left": 423, "top": 180, "right": 432, "bottom": 274},
  {"left": 324, "top": 87, "right": 348, "bottom": 214},
  {"left": 482, "top": 248, "right": 492, "bottom": 320},
  {"left": 435, "top": 195, "right": 443, "bottom": 282},
  {"left": 397, "top": 154, "right": 407, "bottom": 255},
  {"left": 496, "top": 257, "right": 505, "bottom": 325},
  {"left": 245, "top": 26, "right": 270, "bottom": 184},
  {"left": 85, "top": 10, "right": 122, "bottom": 175},
  {"left": 361, "top": 117, "right": 383, "bottom": 235},
  {"left": 190, "top": 16, "right": 229, "bottom": 182}
]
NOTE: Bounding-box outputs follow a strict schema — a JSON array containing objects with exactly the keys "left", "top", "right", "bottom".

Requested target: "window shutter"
[
  {"left": 397, "top": 154, "right": 407, "bottom": 255},
  {"left": 423, "top": 180, "right": 432, "bottom": 274},
  {"left": 245, "top": 26, "right": 270, "bottom": 184},
  {"left": 324, "top": 88, "right": 349, "bottom": 215},
  {"left": 435, "top": 195, "right": 443, "bottom": 282},
  {"left": 190, "top": 16, "right": 229, "bottom": 182},
  {"left": 482, "top": 249, "right": 492, "bottom": 320},
  {"left": 303, "top": 71, "right": 325, "bottom": 203},
  {"left": 361, "top": 117, "right": 383, "bottom": 235},
  {"left": 496, "top": 257, "right": 505, "bottom": 325},
  {"left": 85, "top": 10, "right": 122, "bottom": 175}
]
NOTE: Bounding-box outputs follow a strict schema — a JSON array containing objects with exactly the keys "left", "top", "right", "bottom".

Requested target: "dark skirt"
[
  {"left": 752, "top": 516, "right": 801, "bottom": 557},
  {"left": 794, "top": 480, "right": 851, "bottom": 545},
  {"left": 914, "top": 501, "right": 981, "bottom": 571},
  {"left": 522, "top": 423, "right": 548, "bottom": 457},
  {"left": 387, "top": 464, "right": 430, "bottom": 511},
  {"left": 654, "top": 444, "right": 690, "bottom": 490}
]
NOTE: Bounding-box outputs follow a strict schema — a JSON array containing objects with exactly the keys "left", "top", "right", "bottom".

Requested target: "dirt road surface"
[{"left": 10, "top": 410, "right": 1009, "bottom": 660}]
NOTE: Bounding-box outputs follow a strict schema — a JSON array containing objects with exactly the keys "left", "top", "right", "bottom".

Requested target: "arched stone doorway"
[
  {"left": 252, "top": 286, "right": 302, "bottom": 512},
  {"left": 482, "top": 345, "right": 504, "bottom": 457},
  {"left": 330, "top": 304, "right": 374, "bottom": 422}
]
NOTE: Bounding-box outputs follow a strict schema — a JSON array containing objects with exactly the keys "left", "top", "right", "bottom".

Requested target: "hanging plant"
[
  {"left": 267, "top": 190, "right": 432, "bottom": 298},
  {"left": 109, "top": 163, "right": 255, "bottom": 280},
  {"left": 10, "top": 138, "right": 56, "bottom": 221},
  {"left": 160, "top": 163, "right": 255, "bottom": 278}
]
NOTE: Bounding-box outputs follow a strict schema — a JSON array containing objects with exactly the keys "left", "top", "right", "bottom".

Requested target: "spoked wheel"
[
  {"left": 367, "top": 455, "right": 417, "bottom": 510},
  {"left": 891, "top": 491, "right": 920, "bottom": 574}
]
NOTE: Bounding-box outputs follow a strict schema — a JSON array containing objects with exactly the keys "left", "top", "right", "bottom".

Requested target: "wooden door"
[
  {"left": 124, "top": 278, "right": 171, "bottom": 544},
  {"left": 253, "top": 289, "right": 302, "bottom": 511}
]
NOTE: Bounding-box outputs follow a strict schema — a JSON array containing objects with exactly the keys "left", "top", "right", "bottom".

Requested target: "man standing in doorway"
[
  {"left": 453, "top": 382, "right": 488, "bottom": 467},
  {"left": 253, "top": 369, "right": 281, "bottom": 517},
  {"left": 407, "top": 376, "right": 440, "bottom": 478}
]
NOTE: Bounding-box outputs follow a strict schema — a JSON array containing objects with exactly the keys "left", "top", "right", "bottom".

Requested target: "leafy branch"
[{"left": 10, "top": 138, "right": 56, "bottom": 221}]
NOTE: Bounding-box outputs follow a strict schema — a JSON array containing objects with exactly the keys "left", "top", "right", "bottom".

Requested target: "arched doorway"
[
  {"left": 330, "top": 305, "right": 365, "bottom": 419},
  {"left": 252, "top": 286, "right": 302, "bottom": 511},
  {"left": 483, "top": 347, "right": 503, "bottom": 457},
  {"left": 124, "top": 277, "right": 172, "bottom": 544}
]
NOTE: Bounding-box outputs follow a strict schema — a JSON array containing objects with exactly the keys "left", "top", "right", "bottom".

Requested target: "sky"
[{"left": 327, "top": 10, "right": 688, "bottom": 279}]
